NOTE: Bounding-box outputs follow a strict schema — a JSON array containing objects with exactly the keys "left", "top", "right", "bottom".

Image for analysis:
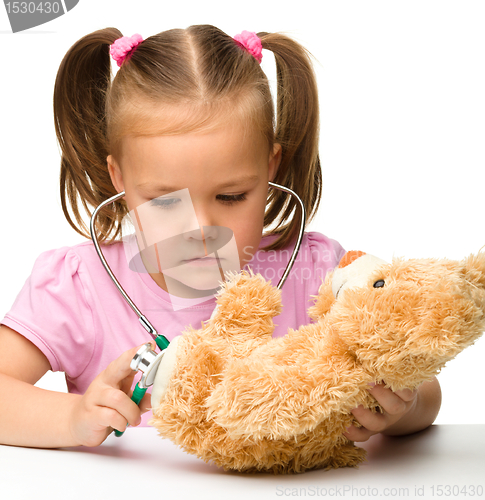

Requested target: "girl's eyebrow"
[
  {"left": 136, "top": 174, "right": 260, "bottom": 193},
  {"left": 216, "top": 174, "right": 260, "bottom": 189}
]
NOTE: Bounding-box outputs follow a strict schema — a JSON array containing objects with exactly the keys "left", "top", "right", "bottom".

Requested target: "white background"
[{"left": 0, "top": 1, "right": 484, "bottom": 425}]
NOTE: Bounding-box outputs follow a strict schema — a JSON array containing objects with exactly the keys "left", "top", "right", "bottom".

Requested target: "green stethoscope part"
[
  {"left": 114, "top": 384, "right": 146, "bottom": 437},
  {"left": 113, "top": 342, "right": 167, "bottom": 437},
  {"left": 90, "top": 182, "right": 306, "bottom": 437}
]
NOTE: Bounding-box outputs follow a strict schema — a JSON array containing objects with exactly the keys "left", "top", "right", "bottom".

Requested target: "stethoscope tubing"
[
  {"left": 91, "top": 181, "right": 306, "bottom": 437},
  {"left": 90, "top": 182, "right": 307, "bottom": 343}
]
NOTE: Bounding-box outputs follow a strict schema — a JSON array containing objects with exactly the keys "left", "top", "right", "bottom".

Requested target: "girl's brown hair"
[{"left": 54, "top": 25, "right": 321, "bottom": 251}]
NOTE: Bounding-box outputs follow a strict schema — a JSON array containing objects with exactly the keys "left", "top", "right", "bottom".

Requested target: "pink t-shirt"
[{"left": 1, "top": 232, "right": 344, "bottom": 425}]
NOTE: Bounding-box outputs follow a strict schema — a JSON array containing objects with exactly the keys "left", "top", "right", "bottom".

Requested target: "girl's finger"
[
  {"left": 351, "top": 405, "right": 388, "bottom": 433},
  {"left": 100, "top": 387, "right": 142, "bottom": 427},
  {"left": 98, "top": 406, "right": 129, "bottom": 433},
  {"left": 120, "top": 371, "right": 137, "bottom": 395},
  {"left": 369, "top": 384, "right": 407, "bottom": 416},
  {"left": 101, "top": 343, "right": 149, "bottom": 388},
  {"left": 138, "top": 391, "right": 154, "bottom": 414},
  {"left": 393, "top": 387, "right": 417, "bottom": 402},
  {"left": 343, "top": 424, "right": 374, "bottom": 442}
]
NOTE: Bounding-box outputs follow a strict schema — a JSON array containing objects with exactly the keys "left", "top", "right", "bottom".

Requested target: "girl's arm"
[
  {"left": 0, "top": 325, "right": 151, "bottom": 448},
  {"left": 0, "top": 324, "right": 77, "bottom": 447}
]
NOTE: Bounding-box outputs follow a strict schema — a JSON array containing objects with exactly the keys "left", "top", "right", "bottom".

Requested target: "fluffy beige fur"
[{"left": 150, "top": 252, "right": 485, "bottom": 473}]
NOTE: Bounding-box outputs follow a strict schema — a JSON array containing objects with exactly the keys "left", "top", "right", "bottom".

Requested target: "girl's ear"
[
  {"left": 107, "top": 155, "right": 125, "bottom": 193},
  {"left": 268, "top": 143, "right": 282, "bottom": 182}
]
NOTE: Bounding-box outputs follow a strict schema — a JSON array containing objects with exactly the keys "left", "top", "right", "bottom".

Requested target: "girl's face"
[{"left": 107, "top": 118, "right": 281, "bottom": 296}]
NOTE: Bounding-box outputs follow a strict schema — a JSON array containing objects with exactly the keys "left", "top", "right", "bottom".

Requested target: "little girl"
[{"left": 0, "top": 25, "right": 441, "bottom": 449}]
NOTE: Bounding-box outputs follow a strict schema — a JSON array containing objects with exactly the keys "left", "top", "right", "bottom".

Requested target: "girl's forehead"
[
  {"left": 119, "top": 120, "right": 269, "bottom": 165},
  {"left": 109, "top": 95, "right": 273, "bottom": 156},
  {"left": 116, "top": 123, "right": 271, "bottom": 191}
]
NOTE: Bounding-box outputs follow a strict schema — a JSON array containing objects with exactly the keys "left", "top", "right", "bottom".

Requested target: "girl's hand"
[
  {"left": 68, "top": 343, "right": 154, "bottom": 447},
  {"left": 343, "top": 382, "right": 418, "bottom": 442}
]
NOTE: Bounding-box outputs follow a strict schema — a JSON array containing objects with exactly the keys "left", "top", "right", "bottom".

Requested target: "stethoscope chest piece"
[{"left": 131, "top": 343, "right": 166, "bottom": 389}]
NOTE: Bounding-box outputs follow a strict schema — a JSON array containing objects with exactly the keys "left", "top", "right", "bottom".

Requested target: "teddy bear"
[{"left": 149, "top": 250, "right": 485, "bottom": 474}]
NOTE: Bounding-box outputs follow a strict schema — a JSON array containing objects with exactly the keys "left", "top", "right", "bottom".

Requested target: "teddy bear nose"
[{"left": 338, "top": 251, "right": 366, "bottom": 269}]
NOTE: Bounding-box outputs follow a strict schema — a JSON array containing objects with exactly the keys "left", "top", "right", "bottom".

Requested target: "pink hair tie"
[
  {"left": 110, "top": 33, "right": 143, "bottom": 67},
  {"left": 233, "top": 31, "right": 263, "bottom": 64}
]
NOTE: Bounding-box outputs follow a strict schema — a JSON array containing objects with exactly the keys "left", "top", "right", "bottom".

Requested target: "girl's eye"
[
  {"left": 150, "top": 197, "right": 181, "bottom": 210},
  {"left": 149, "top": 194, "right": 247, "bottom": 209},
  {"left": 217, "top": 193, "right": 247, "bottom": 205}
]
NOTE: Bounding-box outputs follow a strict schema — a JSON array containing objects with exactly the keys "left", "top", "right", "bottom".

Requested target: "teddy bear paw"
[{"left": 213, "top": 271, "right": 282, "bottom": 326}]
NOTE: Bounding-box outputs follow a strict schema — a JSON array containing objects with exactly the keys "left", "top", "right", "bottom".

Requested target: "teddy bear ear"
[
  {"left": 308, "top": 271, "right": 335, "bottom": 320},
  {"left": 461, "top": 252, "right": 485, "bottom": 290}
]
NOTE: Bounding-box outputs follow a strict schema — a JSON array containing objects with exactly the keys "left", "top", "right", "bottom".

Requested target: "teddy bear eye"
[{"left": 373, "top": 279, "right": 385, "bottom": 288}]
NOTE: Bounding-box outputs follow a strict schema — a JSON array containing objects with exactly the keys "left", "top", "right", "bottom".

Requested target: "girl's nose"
[
  {"left": 183, "top": 225, "right": 219, "bottom": 241},
  {"left": 183, "top": 204, "right": 219, "bottom": 241},
  {"left": 192, "top": 206, "right": 217, "bottom": 238},
  {"left": 200, "top": 225, "right": 218, "bottom": 240}
]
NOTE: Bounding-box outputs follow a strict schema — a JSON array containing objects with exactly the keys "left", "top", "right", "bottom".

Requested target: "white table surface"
[{"left": 1, "top": 425, "right": 484, "bottom": 500}]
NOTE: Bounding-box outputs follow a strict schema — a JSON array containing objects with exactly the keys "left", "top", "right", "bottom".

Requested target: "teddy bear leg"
[
  {"left": 209, "top": 272, "right": 283, "bottom": 349},
  {"left": 322, "top": 441, "right": 367, "bottom": 470},
  {"left": 281, "top": 426, "right": 367, "bottom": 473},
  {"left": 149, "top": 338, "right": 229, "bottom": 455}
]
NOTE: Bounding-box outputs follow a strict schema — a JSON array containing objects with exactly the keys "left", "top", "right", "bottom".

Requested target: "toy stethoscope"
[{"left": 90, "top": 182, "right": 306, "bottom": 436}]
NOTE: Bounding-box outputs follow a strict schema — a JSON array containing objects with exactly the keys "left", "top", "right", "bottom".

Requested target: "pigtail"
[
  {"left": 258, "top": 33, "right": 322, "bottom": 251},
  {"left": 54, "top": 27, "right": 125, "bottom": 243}
]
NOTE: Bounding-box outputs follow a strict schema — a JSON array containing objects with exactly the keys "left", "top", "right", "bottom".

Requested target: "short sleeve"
[
  {"left": 1, "top": 247, "right": 95, "bottom": 377},
  {"left": 306, "top": 232, "right": 346, "bottom": 295}
]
